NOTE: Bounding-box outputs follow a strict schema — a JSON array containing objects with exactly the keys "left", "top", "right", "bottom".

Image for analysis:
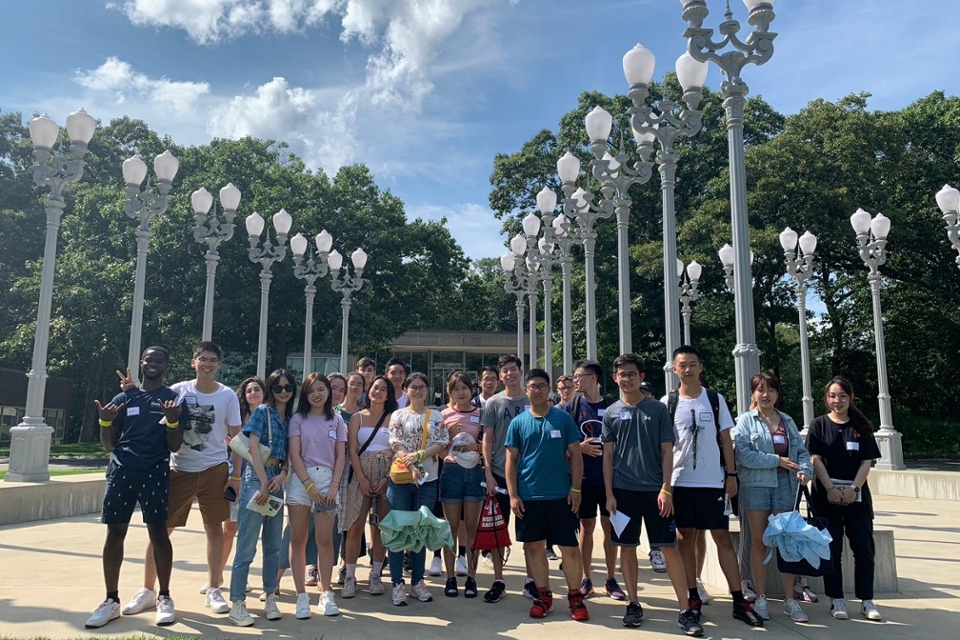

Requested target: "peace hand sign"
[{"left": 116, "top": 368, "right": 137, "bottom": 391}]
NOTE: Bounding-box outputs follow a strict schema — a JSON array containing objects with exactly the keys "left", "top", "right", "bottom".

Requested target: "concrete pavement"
[{"left": 0, "top": 494, "right": 957, "bottom": 639}]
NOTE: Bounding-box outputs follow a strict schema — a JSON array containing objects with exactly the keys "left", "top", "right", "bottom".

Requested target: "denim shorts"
[
  {"left": 439, "top": 462, "right": 485, "bottom": 504},
  {"left": 740, "top": 472, "right": 796, "bottom": 512}
]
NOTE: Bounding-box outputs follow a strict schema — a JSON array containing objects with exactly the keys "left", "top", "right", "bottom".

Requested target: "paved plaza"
[{"left": 0, "top": 494, "right": 956, "bottom": 639}]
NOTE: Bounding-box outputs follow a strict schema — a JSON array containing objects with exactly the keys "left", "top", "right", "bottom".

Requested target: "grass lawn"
[
  {"left": 0, "top": 468, "right": 104, "bottom": 481},
  {"left": 0, "top": 442, "right": 108, "bottom": 458}
]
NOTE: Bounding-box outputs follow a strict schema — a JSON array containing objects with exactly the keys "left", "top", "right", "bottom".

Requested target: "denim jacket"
[{"left": 733, "top": 409, "right": 812, "bottom": 489}]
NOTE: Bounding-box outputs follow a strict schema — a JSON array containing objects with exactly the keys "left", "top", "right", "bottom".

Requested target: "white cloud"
[
  {"left": 407, "top": 203, "right": 507, "bottom": 260},
  {"left": 75, "top": 57, "right": 209, "bottom": 116}
]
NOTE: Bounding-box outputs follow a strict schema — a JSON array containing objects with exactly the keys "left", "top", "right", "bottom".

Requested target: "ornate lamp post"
[
  {"left": 551, "top": 213, "right": 579, "bottom": 373},
  {"left": 679, "top": 259, "right": 702, "bottom": 346},
  {"left": 682, "top": 0, "right": 778, "bottom": 413},
  {"left": 246, "top": 209, "right": 292, "bottom": 376},
  {"left": 521, "top": 215, "right": 543, "bottom": 370},
  {"left": 328, "top": 248, "right": 367, "bottom": 372},
  {"left": 850, "top": 208, "right": 904, "bottom": 470},
  {"left": 533, "top": 188, "right": 558, "bottom": 375},
  {"left": 780, "top": 227, "right": 817, "bottom": 433},
  {"left": 6, "top": 109, "right": 97, "bottom": 484},
  {"left": 500, "top": 251, "right": 526, "bottom": 362},
  {"left": 123, "top": 150, "right": 180, "bottom": 382},
  {"left": 192, "top": 183, "right": 241, "bottom": 341},
  {"left": 935, "top": 184, "right": 960, "bottom": 269},
  {"left": 291, "top": 230, "right": 332, "bottom": 375}
]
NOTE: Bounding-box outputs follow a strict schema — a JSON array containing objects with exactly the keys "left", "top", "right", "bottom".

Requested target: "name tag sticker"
[
  {"left": 597, "top": 408, "right": 606, "bottom": 417},
  {"left": 619, "top": 411, "right": 631, "bottom": 420},
  {"left": 772, "top": 434, "right": 786, "bottom": 445},
  {"left": 846, "top": 441, "right": 860, "bottom": 451},
  {"left": 550, "top": 430, "right": 562, "bottom": 439},
  {"left": 127, "top": 407, "right": 140, "bottom": 416},
  {"left": 469, "top": 415, "right": 480, "bottom": 424},
  {"left": 328, "top": 429, "right": 337, "bottom": 439},
  {"left": 699, "top": 411, "right": 713, "bottom": 423}
]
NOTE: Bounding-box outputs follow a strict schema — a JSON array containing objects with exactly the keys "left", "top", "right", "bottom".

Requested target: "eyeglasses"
[
  {"left": 195, "top": 356, "right": 220, "bottom": 364},
  {"left": 827, "top": 393, "right": 850, "bottom": 401},
  {"left": 572, "top": 373, "right": 595, "bottom": 380},
  {"left": 271, "top": 383, "right": 296, "bottom": 394},
  {"left": 407, "top": 385, "right": 428, "bottom": 392},
  {"left": 526, "top": 383, "right": 550, "bottom": 392},
  {"left": 616, "top": 371, "right": 639, "bottom": 380}
]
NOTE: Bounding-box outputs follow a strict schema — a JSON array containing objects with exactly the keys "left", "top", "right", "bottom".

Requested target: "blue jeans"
[
  {"left": 230, "top": 466, "right": 285, "bottom": 601},
  {"left": 386, "top": 480, "right": 438, "bottom": 586}
]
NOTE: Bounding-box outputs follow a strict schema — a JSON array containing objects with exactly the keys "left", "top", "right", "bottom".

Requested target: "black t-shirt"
[
  {"left": 806, "top": 415, "right": 881, "bottom": 518},
  {"left": 109, "top": 386, "right": 182, "bottom": 471}
]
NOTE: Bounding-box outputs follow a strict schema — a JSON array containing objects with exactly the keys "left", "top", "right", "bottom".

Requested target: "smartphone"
[{"left": 224, "top": 486, "right": 237, "bottom": 502}]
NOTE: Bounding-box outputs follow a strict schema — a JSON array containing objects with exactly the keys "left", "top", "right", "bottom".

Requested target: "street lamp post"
[
  {"left": 500, "top": 252, "right": 526, "bottom": 362},
  {"left": 682, "top": 0, "right": 777, "bottom": 414},
  {"left": 850, "top": 208, "right": 904, "bottom": 470},
  {"left": 521, "top": 214, "right": 544, "bottom": 371},
  {"left": 558, "top": 152, "right": 613, "bottom": 360},
  {"left": 935, "top": 184, "right": 960, "bottom": 270},
  {"left": 328, "top": 248, "right": 367, "bottom": 373},
  {"left": 780, "top": 227, "right": 817, "bottom": 433},
  {"left": 192, "top": 183, "right": 241, "bottom": 341},
  {"left": 551, "top": 213, "right": 579, "bottom": 373},
  {"left": 534, "top": 188, "right": 558, "bottom": 376},
  {"left": 291, "top": 230, "right": 332, "bottom": 375},
  {"left": 123, "top": 150, "right": 180, "bottom": 383},
  {"left": 6, "top": 109, "right": 97, "bottom": 484},
  {"left": 246, "top": 209, "right": 292, "bottom": 377},
  {"left": 679, "top": 259, "right": 702, "bottom": 346}
]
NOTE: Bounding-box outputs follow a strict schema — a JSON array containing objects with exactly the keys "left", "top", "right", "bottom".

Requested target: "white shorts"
[{"left": 286, "top": 465, "right": 336, "bottom": 511}]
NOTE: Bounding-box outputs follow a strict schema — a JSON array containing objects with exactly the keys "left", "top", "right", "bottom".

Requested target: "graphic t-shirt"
[
  {"left": 806, "top": 415, "right": 881, "bottom": 518},
  {"left": 480, "top": 391, "right": 530, "bottom": 478},
  {"left": 602, "top": 397, "right": 674, "bottom": 492},
  {"left": 505, "top": 407, "right": 580, "bottom": 501},
  {"left": 564, "top": 396, "right": 612, "bottom": 486},
  {"left": 169, "top": 381, "right": 241, "bottom": 472},
  {"left": 108, "top": 387, "right": 184, "bottom": 470},
  {"left": 661, "top": 389, "right": 735, "bottom": 488},
  {"left": 289, "top": 412, "right": 348, "bottom": 469},
  {"left": 441, "top": 405, "right": 482, "bottom": 462}
]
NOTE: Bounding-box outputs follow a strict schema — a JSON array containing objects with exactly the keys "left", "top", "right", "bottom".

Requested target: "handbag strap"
[
  {"left": 420, "top": 409, "right": 431, "bottom": 451},
  {"left": 357, "top": 409, "right": 389, "bottom": 457},
  {"left": 793, "top": 482, "right": 813, "bottom": 516},
  {"left": 266, "top": 405, "right": 273, "bottom": 446}
]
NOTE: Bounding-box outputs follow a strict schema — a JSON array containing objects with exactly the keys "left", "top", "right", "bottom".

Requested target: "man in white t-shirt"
[
  {"left": 662, "top": 346, "right": 761, "bottom": 628},
  {"left": 122, "top": 342, "right": 241, "bottom": 619},
  {"left": 387, "top": 357, "right": 409, "bottom": 408}
]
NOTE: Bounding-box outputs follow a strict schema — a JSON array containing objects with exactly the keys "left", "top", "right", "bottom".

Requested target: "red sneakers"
[
  {"left": 529, "top": 588, "right": 554, "bottom": 619},
  {"left": 568, "top": 590, "right": 590, "bottom": 621}
]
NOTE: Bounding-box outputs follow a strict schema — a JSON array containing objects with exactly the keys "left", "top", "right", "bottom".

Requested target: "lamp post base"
[
  {"left": 4, "top": 422, "right": 54, "bottom": 482},
  {"left": 874, "top": 429, "right": 906, "bottom": 471}
]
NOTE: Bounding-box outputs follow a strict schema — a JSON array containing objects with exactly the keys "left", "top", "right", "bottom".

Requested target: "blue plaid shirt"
[{"left": 243, "top": 404, "right": 288, "bottom": 462}]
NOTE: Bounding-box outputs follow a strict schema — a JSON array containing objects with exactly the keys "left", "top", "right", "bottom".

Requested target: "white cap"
[{"left": 451, "top": 432, "right": 480, "bottom": 470}]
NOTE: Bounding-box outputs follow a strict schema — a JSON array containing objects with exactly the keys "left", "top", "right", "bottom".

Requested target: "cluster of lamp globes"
[{"left": 243, "top": 208, "right": 367, "bottom": 272}]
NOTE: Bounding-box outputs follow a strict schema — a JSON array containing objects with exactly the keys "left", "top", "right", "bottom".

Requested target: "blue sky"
[{"left": 3, "top": 0, "right": 960, "bottom": 264}]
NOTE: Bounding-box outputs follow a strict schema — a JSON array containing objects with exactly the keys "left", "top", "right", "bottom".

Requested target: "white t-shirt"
[
  {"left": 170, "top": 380, "right": 241, "bottom": 473},
  {"left": 661, "top": 389, "right": 734, "bottom": 488},
  {"left": 396, "top": 392, "right": 409, "bottom": 409}
]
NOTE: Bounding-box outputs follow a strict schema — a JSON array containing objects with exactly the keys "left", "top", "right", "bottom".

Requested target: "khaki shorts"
[{"left": 167, "top": 462, "right": 230, "bottom": 527}]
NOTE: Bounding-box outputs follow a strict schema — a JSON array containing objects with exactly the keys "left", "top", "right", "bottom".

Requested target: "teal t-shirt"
[{"left": 505, "top": 406, "right": 580, "bottom": 501}]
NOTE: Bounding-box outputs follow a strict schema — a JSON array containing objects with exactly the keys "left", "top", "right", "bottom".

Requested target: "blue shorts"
[
  {"left": 740, "top": 473, "right": 796, "bottom": 512},
  {"left": 101, "top": 458, "right": 170, "bottom": 525},
  {"left": 439, "top": 462, "right": 485, "bottom": 504}
]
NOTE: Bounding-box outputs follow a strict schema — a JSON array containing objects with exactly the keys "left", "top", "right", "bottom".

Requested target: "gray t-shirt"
[
  {"left": 602, "top": 397, "right": 674, "bottom": 491},
  {"left": 480, "top": 390, "right": 529, "bottom": 477}
]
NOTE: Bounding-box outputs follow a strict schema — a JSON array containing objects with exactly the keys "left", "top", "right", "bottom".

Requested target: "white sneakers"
[
  {"left": 753, "top": 595, "right": 770, "bottom": 620},
  {"left": 115, "top": 588, "right": 173, "bottom": 626},
  {"left": 85, "top": 599, "right": 120, "bottom": 628},
  {"left": 205, "top": 587, "right": 229, "bottom": 614},
  {"left": 295, "top": 593, "right": 312, "bottom": 619},
  {"left": 696, "top": 578, "right": 711, "bottom": 605},
  {"left": 368, "top": 572, "right": 384, "bottom": 595},
  {"left": 429, "top": 556, "right": 443, "bottom": 576},
  {"left": 456, "top": 555, "right": 468, "bottom": 577},
  {"left": 229, "top": 601, "right": 254, "bottom": 627},
  {"left": 155, "top": 595, "right": 176, "bottom": 626},
  {"left": 121, "top": 587, "right": 156, "bottom": 615},
  {"left": 831, "top": 598, "right": 849, "bottom": 619},
  {"left": 648, "top": 549, "right": 667, "bottom": 573},
  {"left": 321, "top": 590, "right": 340, "bottom": 616},
  {"left": 861, "top": 599, "right": 883, "bottom": 621},
  {"left": 411, "top": 579, "right": 434, "bottom": 602},
  {"left": 392, "top": 583, "right": 408, "bottom": 606},
  {"left": 264, "top": 593, "right": 282, "bottom": 620},
  {"left": 783, "top": 598, "right": 809, "bottom": 623}
]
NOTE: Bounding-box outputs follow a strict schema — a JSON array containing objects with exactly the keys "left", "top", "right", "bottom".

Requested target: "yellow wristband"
[
  {"left": 660, "top": 489, "right": 672, "bottom": 497},
  {"left": 98, "top": 419, "right": 112, "bottom": 428},
  {"left": 166, "top": 421, "right": 179, "bottom": 430},
  {"left": 230, "top": 476, "right": 241, "bottom": 481},
  {"left": 570, "top": 487, "right": 581, "bottom": 493},
  {"left": 305, "top": 482, "right": 315, "bottom": 492}
]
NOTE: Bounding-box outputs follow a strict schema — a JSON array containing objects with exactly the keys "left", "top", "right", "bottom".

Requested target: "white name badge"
[
  {"left": 127, "top": 407, "right": 140, "bottom": 416},
  {"left": 846, "top": 441, "right": 860, "bottom": 451},
  {"left": 772, "top": 434, "right": 786, "bottom": 445},
  {"left": 597, "top": 408, "right": 606, "bottom": 417},
  {"left": 619, "top": 410, "right": 632, "bottom": 420},
  {"left": 550, "top": 430, "right": 562, "bottom": 439},
  {"left": 328, "top": 429, "right": 338, "bottom": 439},
  {"left": 469, "top": 415, "right": 481, "bottom": 424},
  {"left": 698, "top": 411, "right": 713, "bottom": 423}
]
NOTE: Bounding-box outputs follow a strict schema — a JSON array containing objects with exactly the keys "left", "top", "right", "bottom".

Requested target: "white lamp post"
[
  {"left": 551, "top": 213, "right": 579, "bottom": 374},
  {"left": 246, "top": 209, "right": 292, "bottom": 376},
  {"left": 500, "top": 252, "right": 526, "bottom": 362},
  {"left": 291, "top": 230, "right": 333, "bottom": 375},
  {"left": 850, "top": 208, "right": 904, "bottom": 470},
  {"left": 328, "top": 247, "right": 367, "bottom": 372},
  {"left": 935, "top": 184, "right": 960, "bottom": 269},
  {"left": 6, "top": 109, "right": 96, "bottom": 483},
  {"left": 521, "top": 213, "right": 543, "bottom": 370},
  {"left": 780, "top": 227, "right": 817, "bottom": 433},
  {"left": 534, "top": 187, "right": 559, "bottom": 376},
  {"left": 123, "top": 150, "right": 179, "bottom": 383},
  {"left": 679, "top": 259, "right": 703, "bottom": 346},
  {"left": 682, "top": 0, "right": 777, "bottom": 414},
  {"left": 192, "top": 183, "right": 241, "bottom": 341}
]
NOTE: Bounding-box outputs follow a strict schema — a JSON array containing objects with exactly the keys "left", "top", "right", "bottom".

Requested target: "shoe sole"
[
  {"left": 206, "top": 603, "right": 230, "bottom": 614},
  {"left": 623, "top": 620, "right": 642, "bottom": 627},
  {"left": 679, "top": 624, "right": 704, "bottom": 637},
  {"left": 85, "top": 614, "right": 120, "bottom": 629},
  {"left": 296, "top": 611, "right": 312, "bottom": 619},
  {"left": 833, "top": 612, "right": 849, "bottom": 620},
  {"left": 733, "top": 610, "right": 764, "bottom": 627},
  {"left": 229, "top": 617, "right": 254, "bottom": 627},
  {"left": 156, "top": 618, "right": 176, "bottom": 627}
]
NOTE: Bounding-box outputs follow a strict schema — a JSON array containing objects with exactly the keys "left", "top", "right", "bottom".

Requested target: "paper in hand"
[{"left": 609, "top": 510, "right": 631, "bottom": 537}]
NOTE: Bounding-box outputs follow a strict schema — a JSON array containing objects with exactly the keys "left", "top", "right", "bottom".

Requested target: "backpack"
[{"left": 667, "top": 388, "right": 730, "bottom": 470}]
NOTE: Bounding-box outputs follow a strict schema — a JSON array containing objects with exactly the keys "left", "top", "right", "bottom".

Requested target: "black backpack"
[{"left": 666, "top": 388, "right": 730, "bottom": 470}]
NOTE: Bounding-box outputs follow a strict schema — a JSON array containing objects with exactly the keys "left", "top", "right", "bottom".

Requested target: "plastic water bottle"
[{"left": 723, "top": 493, "right": 733, "bottom": 516}]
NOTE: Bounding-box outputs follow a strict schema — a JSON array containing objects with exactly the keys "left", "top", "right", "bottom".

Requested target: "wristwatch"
[{"left": 852, "top": 485, "right": 861, "bottom": 494}]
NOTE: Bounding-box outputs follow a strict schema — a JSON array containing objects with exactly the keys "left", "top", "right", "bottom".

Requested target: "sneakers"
[
  {"left": 649, "top": 548, "right": 667, "bottom": 573},
  {"left": 483, "top": 580, "right": 506, "bottom": 603},
  {"left": 464, "top": 576, "right": 478, "bottom": 598},
  {"left": 605, "top": 577, "right": 626, "bottom": 601},
  {"left": 687, "top": 597, "right": 703, "bottom": 623},
  {"left": 121, "top": 587, "right": 156, "bottom": 615},
  {"left": 411, "top": 579, "right": 433, "bottom": 602},
  {"left": 85, "top": 599, "right": 120, "bottom": 628},
  {"left": 523, "top": 580, "right": 539, "bottom": 600},
  {"left": 753, "top": 594, "right": 770, "bottom": 620},
  {"left": 733, "top": 601, "right": 764, "bottom": 626},
  {"left": 264, "top": 593, "right": 282, "bottom": 620},
  {"left": 205, "top": 587, "right": 229, "bottom": 614},
  {"left": 258, "top": 586, "right": 279, "bottom": 602},
  {"left": 696, "top": 578, "right": 711, "bottom": 605},
  {"left": 341, "top": 576, "right": 357, "bottom": 598},
  {"left": 783, "top": 598, "right": 809, "bottom": 623},
  {"left": 392, "top": 583, "right": 408, "bottom": 606},
  {"left": 445, "top": 577, "right": 459, "bottom": 597},
  {"left": 861, "top": 599, "right": 883, "bottom": 621},
  {"left": 295, "top": 593, "right": 312, "bottom": 619},
  {"left": 306, "top": 566, "right": 319, "bottom": 587},
  {"left": 368, "top": 571, "right": 384, "bottom": 595},
  {"left": 546, "top": 546, "right": 559, "bottom": 560},
  {"left": 429, "top": 556, "right": 443, "bottom": 576},
  {"left": 741, "top": 580, "right": 758, "bottom": 603},
  {"left": 568, "top": 591, "right": 590, "bottom": 621},
  {"left": 229, "top": 600, "right": 254, "bottom": 627},
  {"left": 794, "top": 580, "right": 819, "bottom": 603},
  {"left": 622, "top": 601, "right": 644, "bottom": 627},
  {"left": 321, "top": 590, "right": 340, "bottom": 616},
  {"left": 155, "top": 595, "right": 176, "bottom": 626},
  {"left": 529, "top": 589, "right": 554, "bottom": 618},
  {"left": 831, "top": 598, "right": 849, "bottom": 620},
  {"left": 456, "top": 555, "right": 468, "bottom": 576},
  {"left": 579, "top": 577, "right": 594, "bottom": 597},
  {"left": 678, "top": 609, "right": 704, "bottom": 637},
  {"left": 199, "top": 581, "right": 222, "bottom": 594}
]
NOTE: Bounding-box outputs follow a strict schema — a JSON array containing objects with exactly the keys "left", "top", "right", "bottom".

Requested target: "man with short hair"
[
  {"left": 124, "top": 342, "right": 242, "bottom": 619},
  {"left": 356, "top": 357, "right": 376, "bottom": 387},
  {"left": 477, "top": 365, "right": 500, "bottom": 408},
  {"left": 556, "top": 375, "right": 575, "bottom": 405},
  {"left": 663, "top": 345, "right": 762, "bottom": 628},
  {"left": 86, "top": 347, "right": 184, "bottom": 629},
  {"left": 386, "top": 357, "right": 409, "bottom": 408},
  {"left": 602, "top": 353, "right": 703, "bottom": 636}
]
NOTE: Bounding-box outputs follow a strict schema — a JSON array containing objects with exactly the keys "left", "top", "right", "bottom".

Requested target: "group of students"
[{"left": 85, "top": 342, "right": 883, "bottom": 637}]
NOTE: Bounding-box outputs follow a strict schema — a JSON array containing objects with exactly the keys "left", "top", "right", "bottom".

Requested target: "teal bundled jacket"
[{"left": 733, "top": 409, "right": 812, "bottom": 489}]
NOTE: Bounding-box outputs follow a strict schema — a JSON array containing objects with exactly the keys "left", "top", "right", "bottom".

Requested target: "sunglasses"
[{"left": 271, "top": 383, "right": 296, "bottom": 394}]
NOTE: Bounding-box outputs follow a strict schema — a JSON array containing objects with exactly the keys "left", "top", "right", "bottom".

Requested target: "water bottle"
[{"left": 723, "top": 492, "right": 733, "bottom": 516}]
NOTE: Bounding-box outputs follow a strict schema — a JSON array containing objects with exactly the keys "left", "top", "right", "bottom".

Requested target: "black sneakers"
[
  {"left": 733, "top": 601, "right": 764, "bottom": 626},
  {"left": 622, "top": 601, "right": 644, "bottom": 627},
  {"left": 523, "top": 580, "right": 539, "bottom": 600},
  {"left": 678, "top": 610, "right": 704, "bottom": 637},
  {"left": 483, "top": 580, "right": 506, "bottom": 603}
]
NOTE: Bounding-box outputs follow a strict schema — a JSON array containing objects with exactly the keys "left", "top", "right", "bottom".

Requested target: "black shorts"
[
  {"left": 101, "top": 458, "right": 170, "bottom": 525},
  {"left": 610, "top": 487, "right": 676, "bottom": 548},
  {"left": 577, "top": 483, "right": 609, "bottom": 520},
  {"left": 492, "top": 472, "right": 512, "bottom": 528},
  {"left": 673, "top": 486, "right": 729, "bottom": 531},
  {"left": 515, "top": 498, "right": 579, "bottom": 547}
]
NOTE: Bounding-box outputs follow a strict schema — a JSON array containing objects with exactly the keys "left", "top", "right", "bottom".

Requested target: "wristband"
[
  {"left": 660, "top": 489, "right": 672, "bottom": 497},
  {"left": 726, "top": 472, "right": 738, "bottom": 477},
  {"left": 416, "top": 450, "right": 423, "bottom": 462},
  {"left": 305, "top": 482, "right": 315, "bottom": 492},
  {"left": 570, "top": 487, "right": 581, "bottom": 493},
  {"left": 166, "top": 421, "right": 179, "bottom": 429},
  {"left": 98, "top": 419, "right": 113, "bottom": 428},
  {"left": 230, "top": 476, "right": 241, "bottom": 481}
]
